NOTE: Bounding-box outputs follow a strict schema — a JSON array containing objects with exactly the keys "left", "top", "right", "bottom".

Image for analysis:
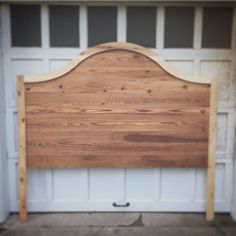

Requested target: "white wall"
[{"left": 0, "top": 4, "right": 9, "bottom": 223}]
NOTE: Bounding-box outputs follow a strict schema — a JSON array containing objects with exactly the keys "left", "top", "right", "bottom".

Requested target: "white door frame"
[
  {"left": 0, "top": 4, "right": 9, "bottom": 223},
  {"left": 231, "top": 145, "right": 236, "bottom": 220},
  {"left": 230, "top": 6, "right": 236, "bottom": 221}
]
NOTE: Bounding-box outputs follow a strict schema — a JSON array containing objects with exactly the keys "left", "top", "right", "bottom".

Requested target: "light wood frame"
[{"left": 17, "top": 42, "right": 217, "bottom": 223}]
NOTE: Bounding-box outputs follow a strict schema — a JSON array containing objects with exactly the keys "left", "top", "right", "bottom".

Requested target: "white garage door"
[{"left": 1, "top": 2, "right": 236, "bottom": 212}]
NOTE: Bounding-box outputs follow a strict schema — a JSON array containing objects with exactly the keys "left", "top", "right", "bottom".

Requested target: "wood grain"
[
  {"left": 25, "top": 49, "right": 211, "bottom": 168},
  {"left": 24, "top": 42, "right": 211, "bottom": 84},
  {"left": 206, "top": 78, "right": 217, "bottom": 221},
  {"left": 17, "top": 76, "right": 27, "bottom": 223}
]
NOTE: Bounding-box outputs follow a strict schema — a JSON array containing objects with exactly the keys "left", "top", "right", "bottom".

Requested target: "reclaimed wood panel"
[
  {"left": 24, "top": 49, "right": 211, "bottom": 168},
  {"left": 18, "top": 42, "right": 216, "bottom": 222}
]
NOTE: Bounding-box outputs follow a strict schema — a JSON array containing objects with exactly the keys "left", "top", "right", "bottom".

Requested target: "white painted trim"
[
  {"left": 1, "top": 4, "right": 10, "bottom": 50},
  {"left": 41, "top": 4, "right": 49, "bottom": 49},
  {"left": 80, "top": 5, "right": 88, "bottom": 50},
  {"left": 232, "top": 131, "right": 236, "bottom": 220},
  {"left": 117, "top": 5, "right": 126, "bottom": 42},
  {"left": 193, "top": 6, "right": 202, "bottom": 50},
  {"left": 230, "top": 6, "right": 236, "bottom": 222},
  {"left": 0, "top": 4, "right": 9, "bottom": 223},
  {"left": 115, "top": 169, "right": 126, "bottom": 202},
  {"left": 156, "top": 5, "right": 164, "bottom": 50}
]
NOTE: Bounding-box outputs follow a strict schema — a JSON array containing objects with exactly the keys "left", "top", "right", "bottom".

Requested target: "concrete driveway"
[{"left": 0, "top": 213, "right": 236, "bottom": 236}]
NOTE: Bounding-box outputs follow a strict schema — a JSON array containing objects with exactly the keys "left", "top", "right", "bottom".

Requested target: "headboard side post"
[
  {"left": 17, "top": 76, "right": 27, "bottom": 223},
  {"left": 206, "top": 78, "right": 217, "bottom": 221}
]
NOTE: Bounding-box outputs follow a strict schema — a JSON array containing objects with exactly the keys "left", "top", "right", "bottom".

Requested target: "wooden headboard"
[{"left": 17, "top": 42, "right": 217, "bottom": 222}]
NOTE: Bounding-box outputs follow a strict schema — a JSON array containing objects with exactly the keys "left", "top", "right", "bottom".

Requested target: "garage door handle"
[{"left": 112, "top": 202, "right": 130, "bottom": 207}]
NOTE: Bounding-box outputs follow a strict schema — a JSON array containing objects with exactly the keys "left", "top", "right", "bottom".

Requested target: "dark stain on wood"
[{"left": 124, "top": 133, "right": 207, "bottom": 143}]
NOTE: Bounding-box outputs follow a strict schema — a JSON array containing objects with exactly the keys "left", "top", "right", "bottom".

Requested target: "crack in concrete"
[
  {"left": 115, "top": 214, "right": 143, "bottom": 227},
  {"left": 128, "top": 214, "right": 144, "bottom": 227}
]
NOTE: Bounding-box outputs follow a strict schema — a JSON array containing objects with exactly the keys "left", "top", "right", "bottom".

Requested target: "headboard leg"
[
  {"left": 206, "top": 165, "right": 215, "bottom": 221},
  {"left": 19, "top": 170, "right": 27, "bottom": 223},
  {"left": 17, "top": 76, "right": 27, "bottom": 223},
  {"left": 206, "top": 78, "right": 217, "bottom": 221}
]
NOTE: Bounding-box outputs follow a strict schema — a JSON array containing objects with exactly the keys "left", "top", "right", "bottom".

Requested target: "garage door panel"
[
  {"left": 52, "top": 169, "right": 87, "bottom": 201},
  {"left": 7, "top": 159, "right": 233, "bottom": 212},
  {"left": 27, "top": 169, "right": 49, "bottom": 201},
  {"left": 125, "top": 169, "right": 157, "bottom": 200},
  {"left": 88, "top": 169, "right": 120, "bottom": 200},
  {"left": 160, "top": 168, "right": 195, "bottom": 201},
  {"left": 3, "top": 4, "right": 234, "bottom": 214}
]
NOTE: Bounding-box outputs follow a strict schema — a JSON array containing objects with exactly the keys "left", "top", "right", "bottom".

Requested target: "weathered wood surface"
[
  {"left": 17, "top": 76, "right": 27, "bottom": 223},
  {"left": 25, "top": 49, "right": 210, "bottom": 168},
  {"left": 207, "top": 78, "right": 217, "bottom": 221}
]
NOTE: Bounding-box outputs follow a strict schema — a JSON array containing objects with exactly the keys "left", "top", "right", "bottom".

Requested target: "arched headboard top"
[{"left": 23, "top": 42, "right": 213, "bottom": 84}]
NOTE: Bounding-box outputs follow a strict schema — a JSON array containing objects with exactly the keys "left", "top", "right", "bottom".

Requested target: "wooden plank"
[
  {"left": 26, "top": 106, "right": 209, "bottom": 115},
  {"left": 80, "top": 42, "right": 157, "bottom": 57},
  {"left": 26, "top": 122, "right": 209, "bottom": 137},
  {"left": 24, "top": 50, "right": 211, "bottom": 169},
  {"left": 27, "top": 154, "right": 208, "bottom": 169},
  {"left": 25, "top": 70, "right": 211, "bottom": 94},
  {"left": 25, "top": 92, "right": 210, "bottom": 108},
  {"left": 26, "top": 144, "right": 208, "bottom": 157},
  {"left": 206, "top": 78, "right": 217, "bottom": 221},
  {"left": 26, "top": 112, "right": 209, "bottom": 126},
  {"left": 17, "top": 76, "right": 27, "bottom": 223}
]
